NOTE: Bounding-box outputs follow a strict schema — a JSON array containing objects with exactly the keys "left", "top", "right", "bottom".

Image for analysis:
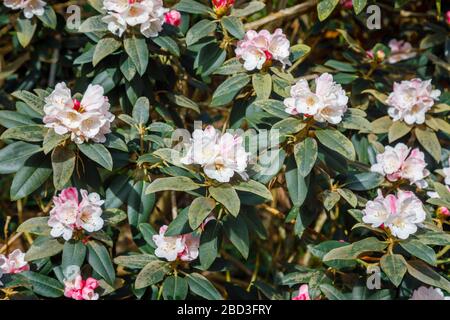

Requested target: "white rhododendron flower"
[
  {"left": 153, "top": 225, "right": 200, "bottom": 262},
  {"left": 235, "top": 29, "right": 291, "bottom": 71},
  {"left": 48, "top": 187, "right": 105, "bottom": 241},
  {"left": 63, "top": 266, "right": 100, "bottom": 301},
  {"left": 386, "top": 78, "right": 441, "bottom": 125},
  {"left": 102, "top": 0, "right": 168, "bottom": 38},
  {"left": 388, "top": 39, "right": 416, "bottom": 64},
  {"left": 3, "top": 0, "right": 46, "bottom": 18},
  {"left": 284, "top": 73, "right": 348, "bottom": 124},
  {"left": 43, "top": 82, "right": 114, "bottom": 144},
  {"left": 410, "top": 286, "right": 449, "bottom": 300},
  {"left": 371, "top": 143, "right": 429, "bottom": 188},
  {"left": 180, "top": 126, "right": 249, "bottom": 183},
  {"left": 0, "top": 249, "right": 29, "bottom": 274},
  {"left": 362, "top": 189, "right": 426, "bottom": 239}
]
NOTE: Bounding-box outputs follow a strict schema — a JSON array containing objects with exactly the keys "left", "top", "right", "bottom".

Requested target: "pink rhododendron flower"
[
  {"left": 371, "top": 143, "right": 429, "bottom": 188},
  {"left": 292, "top": 284, "right": 311, "bottom": 300},
  {"left": 362, "top": 189, "right": 426, "bottom": 239},
  {"left": 410, "top": 286, "right": 449, "bottom": 300},
  {"left": 63, "top": 266, "right": 99, "bottom": 300},
  {"left": 340, "top": 0, "right": 352, "bottom": 9},
  {"left": 0, "top": 249, "right": 30, "bottom": 274},
  {"left": 152, "top": 225, "right": 200, "bottom": 262},
  {"left": 180, "top": 126, "right": 249, "bottom": 183},
  {"left": 212, "top": 0, "right": 234, "bottom": 16},
  {"left": 284, "top": 73, "right": 348, "bottom": 124},
  {"left": 387, "top": 39, "right": 416, "bottom": 64},
  {"left": 102, "top": 0, "right": 168, "bottom": 38},
  {"left": 164, "top": 10, "right": 181, "bottom": 27},
  {"left": 386, "top": 78, "right": 441, "bottom": 125},
  {"left": 3, "top": 0, "right": 46, "bottom": 18},
  {"left": 43, "top": 82, "right": 115, "bottom": 144},
  {"left": 446, "top": 11, "right": 450, "bottom": 25},
  {"left": 48, "top": 187, "right": 105, "bottom": 241},
  {"left": 235, "top": 29, "right": 291, "bottom": 71}
]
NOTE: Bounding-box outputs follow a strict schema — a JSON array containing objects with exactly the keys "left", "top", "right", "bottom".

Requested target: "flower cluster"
[
  {"left": 284, "top": 73, "right": 348, "bottom": 124},
  {"left": 410, "top": 286, "right": 449, "bottom": 300},
  {"left": 180, "top": 126, "right": 249, "bottom": 183},
  {"left": 102, "top": 0, "right": 168, "bottom": 38},
  {"left": 362, "top": 190, "right": 426, "bottom": 239},
  {"left": 153, "top": 225, "right": 200, "bottom": 262},
  {"left": 387, "top": 39, "right": 416, "bottom": 64},
  {"left": 235, "top": 29, "right": 291, "bottom": 71},
  {"left": 0, "top": 249, "right": 29, "bottom": 275},
  {"left": 43, "top": 82, "right": 114, "bottom": 144},
  {"left": 371, "top": 143, "right": 429, "bottom": 188},
  {"left": 3, "top": 0, "right": 46, "bottom": 18},
  {"left": 292, "top": 284, "right": 311, "bottom": 300},
  {"left": 386, "top": 78, "right": 441, "bottom": 125},
  {"left": 48, "top": 187, "right": 104, "bottom": 241},
  {"left": 63, "top": 266, "right": 99, "bottom": 300}
]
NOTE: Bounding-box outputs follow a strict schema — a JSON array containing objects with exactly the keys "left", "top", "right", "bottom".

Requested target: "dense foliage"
[{"left": 0, "top": 0, "right": 450, "bottom": 300}]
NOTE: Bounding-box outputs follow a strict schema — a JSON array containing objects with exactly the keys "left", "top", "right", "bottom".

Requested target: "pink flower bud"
[
  {"left": 437, "top": 207, "right": 450, "bottom": 217},
  {"left": 212, "top": 0, "right": 234, "bottom": 16},
  {"left": 292, "top": 284, "right": 311, "bottom": 300},
  {"left": 164, "top": 10, "right": 181, "bottom": 27},
  {"left": 340, "top": 0, "right": 353, "bottom": 9},
  {"left": 446, "top": 11, "right": 450, "bottom": 25}
]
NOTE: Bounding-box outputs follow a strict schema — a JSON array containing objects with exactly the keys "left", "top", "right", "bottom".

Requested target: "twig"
[{"left": 244, "top": 0, "right": 317, "bottom": 30}]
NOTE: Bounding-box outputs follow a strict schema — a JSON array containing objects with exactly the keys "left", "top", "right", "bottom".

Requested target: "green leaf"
[
  {"left": 323, "top": 190, "right": 340, "bottom": 211},
  {"left": 199, "top": 220, "right": 220, "bottom": 269},
  {"left": 17, "top": 217, "right": 51, "bottom": 236},
  {"left": 146, "top": 177, "right": 200, "bottom": 193},
  {"left": 152, "top": 36, "right": 180, "bottom": 56},
  {"left": 223, "top": 215, "right": 249, "bottom": 259},
  {"left": 10, "top": 153, "right": 52, "bottom": 200},
  {"left": 0, "top": 141, "right": 42, "bottom": 174},
  {"left": 62, "top": 241, "right": 87, "bottom": 270},
  {"left": 380, "top": 254, "right": 407, "bottom": 287},
  {"left": 87, "top": 241, "right": 116, "bottom": 285},
  {"left": 234, "top": 180, "right": 272, "bottom": 200},
  {"left": 316, "top": 129, "right": 355, "bottom": 161},
  {"left": 320, "top": 284, "right": 346, "bottom": 300},
  {"left": 221, "top": 16, "right": 245, "bottom": 39},
  {"left": 78, "top": 143, "right": 113, "bottom": 171},
  {"left": 290, "top": 44, "right": 311, "bottom": 63},
  {"left": 124, "top": 36, "right": 149, "bottom": 76},
  {"left": 19, "top": 271, "right": 64, "bottom": 298},
  {"left": 399, "top": 240, "right": 437, "bottom": 266},
  {"left": 1, "top": 125, "right": 45, "bottom": 142},
  {"left": 317, "top": 0, "right": 339, "bottom": 21},
  {"left": 93, "top": 37, "right": 121, "bottom": 66},
  {"left": 343, "top": 172, "right": 384, "bottom": 191},
  {"left": 135, "top": 260, "right": 169, "bottom": 289},
  {"left": 324, "top": 59, "right": 356, "bottom": 72},
  {"left": 132, "top": 97, "right": 150, "bottom": 124},
  {"left": 51, "top": 146, "right": 75, "bottom": 190},
  {"left": 43, "top": 130, "right": 67, "bottom": 154},
  {"left": 285, "top": 158, "right": 308, "bottom": 207},
  {"left": 78, "top": 15, "right": 108, "bottom": 32},
  {"left": 406, "top": 260, "right": 450, "bottom": 293},
  {"left": 187, "top": 273, "right": 223, "bottom": 300},
  {"left": 175, "top": 0, "right": 213, "bottom": 14},
  {"left": 231, "top": 1, "right": 265, "bottom": 17},
  {"left": 163, "top": 276, "right": 189, "bottom": 300},
  {"left": 209, "top": 185, "right": 240, "bottom": 217},
  {"left": 25, "top": 237, "right": 64, "bottom": 261},
  {"left": 415, "top": 127, "right": 442, "bottom": 162},
  {"left": 16, "top": 17, "right": 37, "bottom": 47},
  {"left": 211, "top": 74, "right": 251, "bottom": 107},
  {"left": 188, "top": 197, "right": 216, "bottom": 230},
  {"left": 166, "top": 93, "right": 200, "bottom": 113},
  {"left": 294, "top": 137, "right": 317, "bottom": 177},
  {"left": 165, "top": 207, "right": 193, "bottom": 236},
  {"left": 114, "top": 254, "right": 158, "bottom": 269},
  {"left": 252, "top": 73, "right": 272, "bottom": 100},
  {"left": 337, "top": 188, "right": 357, "bottom": 208},
  {"left": 323, "top": 237, "right": 387, "bottom": 261},
  {"left": 128, "top": 180, "right": 155, "bottom": 228},
  {"left": 104, "top": 133, "right": 128, "bottom": 152},
  {"left": 36, "top": 6, "right": 57, "bottom": 29},
  {"left": 11, "top": 90, "right": 44, "bottom": 116},
  {"left": 0, "top": 110, "right": 35, "bottom": 128},
  {"left": 186, "top": 20, "right": 217, "bottom": 46},
  {"left": 388, "top": 121, "right": 412, "bottom": 143},
  {"left": 249, "top": 99, "right": 288, "bottom": 119},
  {"left": 213, "top": 58, "right": 245, "bottom": 75},
  {"left": 353, "top": 0, "right": 367, "bottom": 14}
]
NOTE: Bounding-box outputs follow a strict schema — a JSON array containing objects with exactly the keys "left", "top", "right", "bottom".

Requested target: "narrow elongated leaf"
[
  {"left": 25, "top": 237, "right": 64, "bottom": 261},
  {"left": 415, "top": 127, "right": 441, "bottom": 162},
  {"left": 188, "top": 197, "right": 216, "bottom": 229},
  {"left": 316, "top": 129, "right": 356, "bottom": 161},
  {"left": 146, "top": 177, "right": 200, "bottom": 193},
  {"left": 0, "top": 141, "right": 42, "bottom": 174},
  {"left": 234, "top": 180, "right": 272, "bottom": 200},
  {"left": 380, "top": 254, "right": 407, "bottom": 287},
  {"left": 163, "top": 276, "right": 188, "bottom": 300},
  {"left": 51, "top": 146, "right": 75, "bottom": 190},
  {"left": 87, "top": 241, "right": 116, "bottom": 285},
  {"left": 135, "top": 260, "right": 169, "bottom": 289},
  {"left": 124, "top": 37, "right": 149, "bottom": 75},
  {"left": 294, "top": 137, "right": 317, "bottom": 177},
  {"left": 211, "top": 74, "right": 250, "bottom": 107},
  {"left": 400, "top": 240, "right": 436, "bottom": 266},
  {"left": 78, "top": 143, "right": 113, "bottom": 170},
  {"left": 186, "top": 20, "right": 217, "bottom": 46},
  {"left": 93, "top": 37, "right": 121, "bottom": 66},
  {"left": 19, "top": 271, "right": 64, "bottom": 298},
  {"left": 187, "top": 273, "right": 223, "bottom": 300},
  {"left": 62, "top": 241, "right": 87, "bottom": 270},
  {"left": 209, "top": 185, "right": 240, "bottom": 217}
]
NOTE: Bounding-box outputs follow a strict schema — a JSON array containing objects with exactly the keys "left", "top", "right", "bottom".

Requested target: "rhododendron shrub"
[{"left": 0, "top": 0, "right": 449, "bottom": 301}]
